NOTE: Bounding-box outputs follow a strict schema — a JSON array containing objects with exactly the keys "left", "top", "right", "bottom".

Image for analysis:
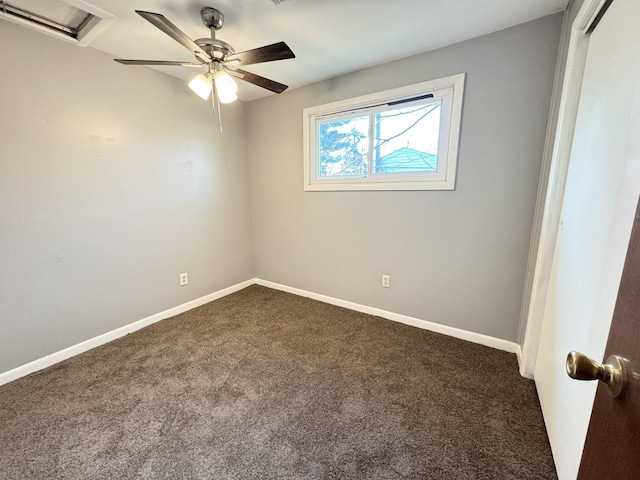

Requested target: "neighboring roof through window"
[{"left": 377, "top": 148, "right": 437, "bottom": 174}]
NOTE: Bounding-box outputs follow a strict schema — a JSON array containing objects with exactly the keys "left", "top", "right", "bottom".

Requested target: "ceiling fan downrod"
[{"left": 195, "top": 7, "right": 234, "bottom": 62}]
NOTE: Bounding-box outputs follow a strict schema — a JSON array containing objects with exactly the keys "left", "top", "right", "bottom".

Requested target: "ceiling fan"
[{"left": 114, "top": 7, "right": 295, "bottom": 129}]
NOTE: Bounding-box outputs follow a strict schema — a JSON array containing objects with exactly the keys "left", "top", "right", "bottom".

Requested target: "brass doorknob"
[{"left": 566, "top": 351, "right": 627, "bottom": 398}]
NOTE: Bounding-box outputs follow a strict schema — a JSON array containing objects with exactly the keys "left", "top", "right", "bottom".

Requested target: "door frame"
[{"left": 519, "top": 0, "right": 612, "bottom": 378}]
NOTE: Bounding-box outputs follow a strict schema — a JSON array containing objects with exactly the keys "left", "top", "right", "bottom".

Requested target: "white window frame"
[{"left": 303, "top": 73, "right": 465, "bottom": 191}]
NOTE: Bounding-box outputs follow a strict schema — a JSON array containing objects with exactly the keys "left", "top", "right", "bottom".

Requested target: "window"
[{"left": 303, "top": 74, "right": 465, "bottom": 191}]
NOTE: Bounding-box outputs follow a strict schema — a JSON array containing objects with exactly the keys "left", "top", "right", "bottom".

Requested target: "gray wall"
[
  {"left": 246, "top": 14, "right": 563, "bottom": 341},
  {"left": 0, "top": 22, "right": 253, "bottom": 373}
]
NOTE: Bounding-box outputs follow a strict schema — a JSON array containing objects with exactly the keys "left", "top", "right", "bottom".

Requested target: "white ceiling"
[{"left": 62, "top": 0, "right": 568, "bottom": 101}]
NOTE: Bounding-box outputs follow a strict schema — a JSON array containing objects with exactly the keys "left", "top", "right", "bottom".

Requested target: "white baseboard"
[
  {"left": 0, "top": 279, "right": 254, "bottom": 387},
  {"left": 255, "top": 279, "right": 520, "bottom": 354},
  {"left": 1, "top": 277, "right": 522, "bottom": 387},
  {"left": 517, "top": 347, "right": 532, "bottom": 379}
]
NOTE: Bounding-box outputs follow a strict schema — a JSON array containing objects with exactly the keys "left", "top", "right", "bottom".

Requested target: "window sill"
[{"left": 304, "top": 179, "right": 456, "bottom": 192}]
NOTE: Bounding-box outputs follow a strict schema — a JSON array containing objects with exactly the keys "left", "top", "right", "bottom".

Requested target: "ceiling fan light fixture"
[
  {"left": 188, "top": 74, "right": 212, "bottom": 100},
  {"left": 214, "top": 70, "right": 238, "bottom": 103},
  {"left": 218, "top": 91, "right": 238, "bottom": 104}
]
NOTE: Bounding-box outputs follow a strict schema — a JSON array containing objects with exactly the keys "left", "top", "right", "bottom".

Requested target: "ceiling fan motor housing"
[{"left": 196, "top": 38, "right": 235, "bottom": 60}]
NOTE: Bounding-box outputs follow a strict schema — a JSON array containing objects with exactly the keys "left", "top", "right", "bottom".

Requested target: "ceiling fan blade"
[
  {"left": 114, "top": 59, "right": 204, "bottom": 67},
  {"left": 233, "top": 69, "right": 289, "bottom": 94},
  {"left": 135, "top": 10, "right": 211, "bottom": 63},
  {"left": 225, "top": 42, "right": 295, "bottom": 66}
]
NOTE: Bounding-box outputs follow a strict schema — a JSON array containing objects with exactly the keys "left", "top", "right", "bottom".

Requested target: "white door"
[{"left": 534, "top": 0, "right": 640, "bottom": 478}]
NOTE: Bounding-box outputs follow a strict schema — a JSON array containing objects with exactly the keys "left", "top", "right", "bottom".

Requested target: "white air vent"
[
  {"left": 271, "top": 0, "right": 294, "bottom": 6},
  {"left": 0, "top": 0, "right": 115, "bottom": 46}
]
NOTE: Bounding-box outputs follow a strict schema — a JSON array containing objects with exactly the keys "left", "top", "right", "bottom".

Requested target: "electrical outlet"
[
  {"left": 180, "top": 272, "right": 188, "bottom": 286},
  {"left": 382, "top": 274, "right": 390, "bottom": 288}
]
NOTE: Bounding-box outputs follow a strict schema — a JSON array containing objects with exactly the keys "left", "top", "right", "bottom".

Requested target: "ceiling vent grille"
[
  {"left": 0, "top": 0, "right": 115, "bottom": 46},
  {"left": 271, "top": 0, "right": 293, "bottom": 6}
]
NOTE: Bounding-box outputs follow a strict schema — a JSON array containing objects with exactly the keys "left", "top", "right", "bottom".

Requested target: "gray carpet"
[{"left": 0, "top": 285, "right": 556, "bottom": 479}]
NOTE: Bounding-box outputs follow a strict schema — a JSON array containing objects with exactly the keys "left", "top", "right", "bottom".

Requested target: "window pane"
[
  {"left": 318, "top": 115, "right": 369, "bottom": 177},
  {"left": 373, "top": 101, "right": 441, "bottom": 174}
]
